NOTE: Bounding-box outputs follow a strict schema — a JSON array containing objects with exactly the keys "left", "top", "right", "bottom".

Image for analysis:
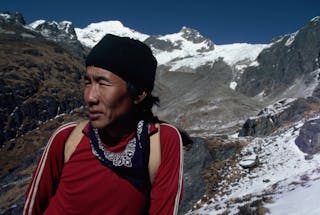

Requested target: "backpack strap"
[
  {"left": 64, "top": 121, "right": 162, "bottom": 184},
  {"left": 64, "top": 120, "right": 88, "bottom": 163},
  {"left": 149, "top": 123, "right": 161, "bottom": 184}
]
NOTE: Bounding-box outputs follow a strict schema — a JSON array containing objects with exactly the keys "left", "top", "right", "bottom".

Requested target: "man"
[{"left": 23, "top": 34, "right": 184, "bottom": 215}]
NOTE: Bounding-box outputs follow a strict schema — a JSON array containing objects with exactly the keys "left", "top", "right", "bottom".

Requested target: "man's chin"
[{"left": 89, "top": 120, "right": 107, "bottom": 129}]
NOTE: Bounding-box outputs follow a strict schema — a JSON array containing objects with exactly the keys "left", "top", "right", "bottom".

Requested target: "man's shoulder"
[
  {"left": 158, "top": 122, "right": 192, "bottom": 147},
  {"left": 157, "top": 123, "right": 183, "bottom": 147},
  {"left": 159, "top": 123, "right": 180, "bottom": 136},
  {"left": 54, "top": 121, "right": 79, "bottom": 134},
  {"left": 49, "top": 121, "right": 79, "bottom": 143}
]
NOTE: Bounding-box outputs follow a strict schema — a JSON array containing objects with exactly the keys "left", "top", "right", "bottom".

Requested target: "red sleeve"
[
  {"left": 149, "top": 123, "right": 184, "bottom": 215},
  {"left": 23, "top": 122, "right": 76, "bottom": 215}
]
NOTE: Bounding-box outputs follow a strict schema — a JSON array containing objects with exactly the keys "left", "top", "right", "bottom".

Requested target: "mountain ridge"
[{"left": 1, "top": 11, "right": 320, "bottom": 215}]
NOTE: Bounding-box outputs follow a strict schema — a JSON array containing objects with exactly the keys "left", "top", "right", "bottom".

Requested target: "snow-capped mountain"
[
  {"left": 29, "top": 20, "right": 77, "bottom": 40},
  {"left": 74, "top": 20, "right": 268, "bottom": 77},
  {"left": 1, "top": 11, "right": 320, "bottom": 215},
  {"left": 28, "top": 19, "right": 86, "bottom": 58},
  {"left": 75, "top": 20, "right": 149, "bottom": 47},
  {"left": 237, "top": 16, "right": 320, "bottom": 99},
  {"left": 25, "top": 17, "right": 270, "bottom": 96},
  {"left": 0, "top": 12, "right": 26, "bottom": 26}
]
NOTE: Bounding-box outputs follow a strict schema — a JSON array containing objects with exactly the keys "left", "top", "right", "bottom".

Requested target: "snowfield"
[{"left": 187, "top": 117, "right": 320, "bottom": 214}]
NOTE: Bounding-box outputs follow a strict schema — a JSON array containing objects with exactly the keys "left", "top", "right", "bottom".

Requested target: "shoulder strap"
[
  {"left": 63, "top": 121, "right": 161, "bottom": 184},
  {"left": 64, "top": 120, "right": 88, "bottom": 163},
  {"left": 149, "top": 123, "right": 161, "bottom": 184}
]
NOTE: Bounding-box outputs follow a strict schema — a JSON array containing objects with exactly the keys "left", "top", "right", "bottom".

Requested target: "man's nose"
[{"left": 87, "top": 84, "right": 99, "bottom": 104}]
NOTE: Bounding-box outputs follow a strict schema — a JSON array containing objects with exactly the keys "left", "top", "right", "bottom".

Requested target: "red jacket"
[{"left": 23, "top": 122, "right": 183, "bottom": 215}]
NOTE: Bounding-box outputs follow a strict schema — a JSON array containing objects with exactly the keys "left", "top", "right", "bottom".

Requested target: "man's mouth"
[{"left": 88, "top": 110, "right": 103, "bottom": 120}]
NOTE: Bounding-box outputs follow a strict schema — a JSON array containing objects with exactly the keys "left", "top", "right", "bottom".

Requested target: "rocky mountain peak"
[
  {"left": 236, "top": 15, "right": 320, "bottom": 99},
  {"left": 75, "top": 20, "right": 149, "bottom": 48},
  {"left": 310, "top": 16, "right": 320, "bottom": 23},
  {"left": 180, "top": 26, "right": 202, "bottom": 41},
  {"left": 29, "top": 20, "right": 78, "bottom": 42},
  {"left": 0, "top": 12, "right": 25, "bottom": 26},
  {"left": 29, "top": 19, "right": 86, "bottom": 59},
  {"left": 180, "top": 26, "right": 215, "bottom": 51}
]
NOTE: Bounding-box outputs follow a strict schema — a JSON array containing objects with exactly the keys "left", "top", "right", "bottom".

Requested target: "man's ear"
[{"left": 133, "top": 91, "right": 147, "bottom": 104}]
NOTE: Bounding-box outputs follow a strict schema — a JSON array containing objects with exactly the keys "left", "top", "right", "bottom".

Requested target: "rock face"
[
  {"left": 0, "top": 12, "right": 25, "bottom": 26},
  {"left": 29, "top": 20, "right": 87, "bottom": 59},
  {"left": 236, "top": 16, "right": 320, "bottom": 98},
  {"left": 179, "top": 27, "right": 215, "bottom": 52},
  {"left": 155, "top": 59, "right": 264, "bottom": 137},
  {"left": 295, "top": 118, "right": 320, "bottom": 154},
  {"left": 0, "top": 12, "right": 85, "bottom": 146},
  {"left": 179, "top": 138, "right": 213, "bottom": 214},
  {"left": 239, "top": 98, "right": 319, "bottom": 137},
  {"left": 144, "top": 26, "right": 214, "bottom": 53},
  {"left": 145, "top": 35, "right": 182, "bottom": 52}
]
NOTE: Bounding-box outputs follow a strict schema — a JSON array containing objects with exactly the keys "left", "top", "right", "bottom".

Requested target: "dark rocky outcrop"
[
  {"left": 295, "top": 118, "right": 320, "bottom": 154},
  {"left": 30, "top": 20, "right": 86, "bottom": 59},
  {"left": 0, "top": 12, "right": 25, "bottom": 26},
  {"left": 239, "top": 98, "right": 319, "bottom": 137},
  {"left": 144, "top": 35, "right": 181, "bottom": 52},
  {"left": 144, "top": 26, "right": 214, "bottom": 53},
  {"left": 179, "top": 138, "right": 213, "bottom": 214},
  {"left": 0, "top": 13, "right": 85, "bottom": 146},
  {"left": 180, "top": 27, "right": 214, "bottom": 52},
  {"left": 236, "top": 16, "right": 320, "bottom": 98}
]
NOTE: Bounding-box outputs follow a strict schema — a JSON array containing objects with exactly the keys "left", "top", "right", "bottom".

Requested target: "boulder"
[{"left": 295, "top": 118, "right": 320, "bottom": 154}]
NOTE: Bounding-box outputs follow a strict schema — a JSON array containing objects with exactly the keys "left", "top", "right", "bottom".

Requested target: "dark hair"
[
  {"left": 127, "top": 82, "right": 159, "bottom": 122},
  {"left": 127, "top": 82, "right": 194, "bottom": 146}
]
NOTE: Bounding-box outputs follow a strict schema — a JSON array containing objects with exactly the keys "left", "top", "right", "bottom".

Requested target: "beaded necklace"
[{"left": 90, "top": 120, "right": 144, "bottom": 168}]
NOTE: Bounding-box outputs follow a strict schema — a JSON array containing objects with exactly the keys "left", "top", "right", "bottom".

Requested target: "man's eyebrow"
[
  {"left": 84, "top": 74, "right": 112, "bottom": 82},
  {"left": 95, "top": 75, "right": 112, "bottom": 82}
]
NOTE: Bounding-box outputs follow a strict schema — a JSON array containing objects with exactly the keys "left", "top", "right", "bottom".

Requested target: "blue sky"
[{"left": 2, "top": 0, "right": 319, "bottom": 44}]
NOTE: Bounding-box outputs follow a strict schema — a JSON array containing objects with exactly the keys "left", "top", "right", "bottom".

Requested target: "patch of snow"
[
  {"left": 249, "top": 60, "right": 260, "bottom": 67},
  {"left": 310, "top": 16, "right": 320, "bottom": 23},
  {"left": 21, "top": 33, "right": 36, "bottom": 38},
  {"left": 161, "top": 43, "right": 268, "bottom": 71},
  {"left": 266, "top": 171, "right": 320, "bottom": 215},
  {"left": 188, "top": 118, "right": 320, "bottom": 214},
  {"left": 0, "top": 13, "right": 11, "bottom": 19},
  {"left": 256, "top": 90, "right": 265, "bottom": 98},
  {"left": 199, "top": 105, "right": 218, "bottom": 112},
  {"left": 234, "top": 64, "right": 248, "bottom": 71},
  {"left": 285, "top": 32, "right": 298, "bottom": 47},
  {"left": 251, "top": 98, "right": 296, "bottom": 119},
  {"left": 229, "top": 81, "right": 237, "bottom": 90},
  {"left": 29, "top": 20, "right": 46, "bottom": 29}
]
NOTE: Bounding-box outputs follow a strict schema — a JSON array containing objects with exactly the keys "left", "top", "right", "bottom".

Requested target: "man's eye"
[{"left": 99, "top": 81, "right": 111, "bottom": 86}]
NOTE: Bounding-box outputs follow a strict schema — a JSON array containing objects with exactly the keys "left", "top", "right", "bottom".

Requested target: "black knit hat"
[{"left": 85, "top": 34, "right": 157, "bottom": 93}]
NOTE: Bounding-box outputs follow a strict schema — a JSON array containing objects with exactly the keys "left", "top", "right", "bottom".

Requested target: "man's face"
[{"left": 83, "top": 66, "right": 134, "bottom": 129}]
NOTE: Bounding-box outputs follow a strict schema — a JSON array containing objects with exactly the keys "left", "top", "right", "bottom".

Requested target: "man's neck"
[{"left": 99, "top": 118, "right": 138, "bottom": 146}]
